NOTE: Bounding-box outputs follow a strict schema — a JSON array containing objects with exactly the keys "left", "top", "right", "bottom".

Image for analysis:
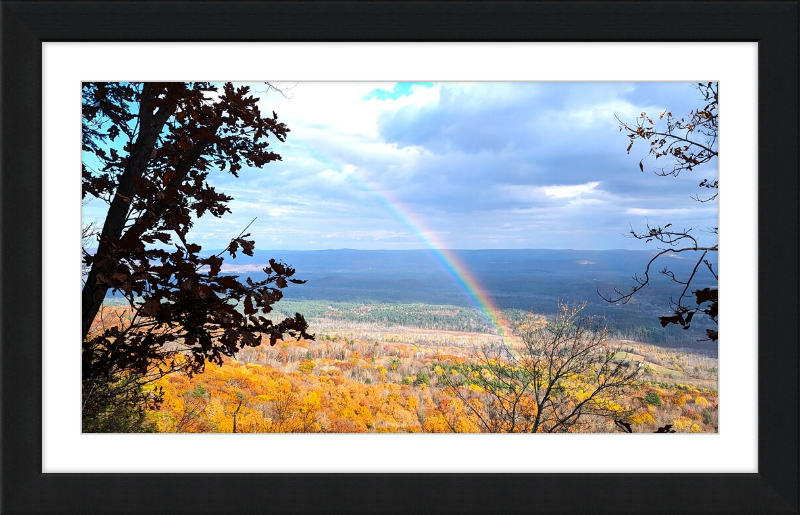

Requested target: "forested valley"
[{"left": 94, "top": 298, "right": 718, "bottom": 433}]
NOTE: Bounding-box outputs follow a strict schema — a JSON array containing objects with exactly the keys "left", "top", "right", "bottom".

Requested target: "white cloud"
[
  {"left": 543, "top": 181, "right": 601, "bottom": 199},
  {"left": 260, "top": 82, "right": 440, "bottom": 139},
  {"left": 626, "top": 207, "right": 691, "bottom": 216},
  {"left": 122, "top": 81, "right": 719, "bottom": 251},
  {"left": 318, "top": 169, "right": 340, "bottom": 179}
]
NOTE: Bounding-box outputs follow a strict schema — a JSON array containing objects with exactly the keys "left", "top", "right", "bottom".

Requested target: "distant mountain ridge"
[
  {"left": 223, "top": 249, "right": 716, "bottom": 336},
  {"left": 100, "top": 248, "right": 717, "bottom": 347}
]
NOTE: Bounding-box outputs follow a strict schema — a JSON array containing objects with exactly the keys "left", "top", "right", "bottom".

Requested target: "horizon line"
[{"left": 84, "top": 246, "right": 656, "bottom": 254}]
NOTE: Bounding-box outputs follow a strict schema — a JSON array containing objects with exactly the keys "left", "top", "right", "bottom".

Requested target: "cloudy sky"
[{"left": 84, "top": 81, "right": 719, "bottom": 251}]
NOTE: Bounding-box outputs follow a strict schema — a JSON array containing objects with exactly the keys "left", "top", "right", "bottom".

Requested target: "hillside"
[{"left": 150, "top": 315, "right": 718, "bottom": 433}]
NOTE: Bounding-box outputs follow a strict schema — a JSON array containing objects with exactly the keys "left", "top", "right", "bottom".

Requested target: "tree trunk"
[
  {"left": 232, "top": 399, "right": 243, "bottom": 433},
  {"left": 81, "top": 83, "right": 176, "bottom": 340}
]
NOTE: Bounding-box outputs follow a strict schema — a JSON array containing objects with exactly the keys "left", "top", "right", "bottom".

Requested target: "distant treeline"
[
  {"left": 269, "top": 299, "right": 717, "bottom": 356},
  {"left": 267, "top": 300, "right": 501, "bottom": 334}
]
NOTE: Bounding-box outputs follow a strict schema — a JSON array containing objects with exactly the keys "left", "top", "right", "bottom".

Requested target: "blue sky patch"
[{"left": 364, "top": 82, "right": 434, "bottom": 101}]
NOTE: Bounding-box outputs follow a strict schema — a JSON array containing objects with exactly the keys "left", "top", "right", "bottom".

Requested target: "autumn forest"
[{"left": 82, "top": 81, "right": 718, "bottom": 434}]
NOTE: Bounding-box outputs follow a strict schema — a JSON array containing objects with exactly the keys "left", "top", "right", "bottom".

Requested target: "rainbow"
[{"left": 346, "top": 170, "right": 514, "bottom": 349}]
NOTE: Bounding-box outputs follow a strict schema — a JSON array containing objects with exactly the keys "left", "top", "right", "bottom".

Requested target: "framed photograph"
[{"left": 2, "top": 1, "right": 797, "bottom": 514}]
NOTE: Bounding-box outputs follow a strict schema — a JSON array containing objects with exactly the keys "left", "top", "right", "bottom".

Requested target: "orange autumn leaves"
[
  {"left": 149, "top": 334, "right": 717, "bottom": 433},
  {"left": 152, "top": 358, "right": 432, "bottom": 433}
]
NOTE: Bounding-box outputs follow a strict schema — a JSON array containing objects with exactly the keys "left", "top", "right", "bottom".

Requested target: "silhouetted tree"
[
  {"left": 600, "top": 82, "right": 718, "bottom": 341},
  {"left": 82, "top": 82, "right": 311, "bottom": 430}
]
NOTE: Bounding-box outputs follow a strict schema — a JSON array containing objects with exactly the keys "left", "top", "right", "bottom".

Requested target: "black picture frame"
[{"left": 2, "top": 2, "right": 798, "bottom": 514}]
